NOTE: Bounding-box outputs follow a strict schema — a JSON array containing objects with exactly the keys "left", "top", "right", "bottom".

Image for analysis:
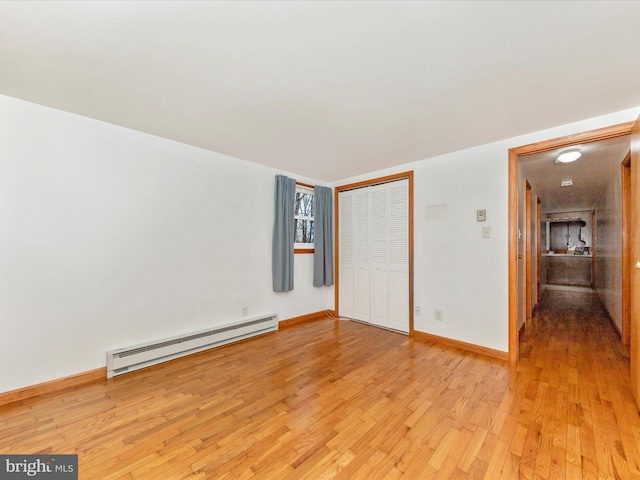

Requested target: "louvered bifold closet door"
[
  {"left": 354, "top": 189, "right": 371, "bottom": 322},
  {"left": 369, "top": 184, "right": 389, "bottom": 328},
  {"left": 338, "top": 178, "right": 409, "bottom": 333},
  {"left": 387, "top": 180, "right": 409, "bottom": 333},
  {"left": 338, "top": 191, "right": 355, "bottom": 319}
]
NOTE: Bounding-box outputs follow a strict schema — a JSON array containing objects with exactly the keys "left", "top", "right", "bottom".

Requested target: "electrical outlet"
[
  {"left": 435, "top": 310, "right": 443, "bottom": 321},
  {"left": 242, "top": 306, "right": 248, "bottom": 317},
  {"left": 415, "top": 306, "right": 421, "bottom": 315}
]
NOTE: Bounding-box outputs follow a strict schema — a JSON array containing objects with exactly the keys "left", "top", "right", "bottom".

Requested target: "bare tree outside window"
[{"left": 294, "top": 186, "right": 314, "bottom": 247}]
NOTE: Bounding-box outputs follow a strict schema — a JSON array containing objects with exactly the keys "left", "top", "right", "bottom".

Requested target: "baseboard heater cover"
[{"left": 106, "top": 313, "right": 278, "bottom": 378}]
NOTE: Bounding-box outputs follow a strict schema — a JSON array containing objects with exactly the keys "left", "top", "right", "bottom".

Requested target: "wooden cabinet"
[
  {"left": 543, "top": 254, "right": 592, "bottom": 287},
  {"left": 542, "top": 211, "right": 594, "bottom": 288}
]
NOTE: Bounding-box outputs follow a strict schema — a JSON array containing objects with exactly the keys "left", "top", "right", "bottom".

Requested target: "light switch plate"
[{"left": 477, "top": 209, "right": 486, "bottom": 222}]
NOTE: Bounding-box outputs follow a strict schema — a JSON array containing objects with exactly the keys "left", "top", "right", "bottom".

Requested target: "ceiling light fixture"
[
  {"left": 556, "top": 150, "right": 581, "bottom": 163},
  {"left": 561, "top": 180, "right": 573, "bottom": 187}
]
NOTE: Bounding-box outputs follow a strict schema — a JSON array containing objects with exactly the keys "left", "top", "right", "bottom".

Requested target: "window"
[{"left": 294, "top": 183, "right": 314, "bottom": 253}]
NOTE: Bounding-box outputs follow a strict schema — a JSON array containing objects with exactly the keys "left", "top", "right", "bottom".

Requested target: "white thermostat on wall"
[{"left": 477, "top": 209, "right": 486, "bottom": 222}]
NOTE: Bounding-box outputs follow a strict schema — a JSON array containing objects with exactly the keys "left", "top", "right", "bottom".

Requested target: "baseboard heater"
[{"left": 106, "top": 313, "right": 278, "bottom": 378}]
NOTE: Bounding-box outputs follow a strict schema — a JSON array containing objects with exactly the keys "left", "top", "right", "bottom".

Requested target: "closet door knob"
[{"left": 636, "top": 261, "right": 640, "bottom": 269}]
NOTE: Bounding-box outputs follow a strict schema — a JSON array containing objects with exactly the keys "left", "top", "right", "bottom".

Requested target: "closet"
[{"left": 338, "top": 178, "right": 409, "bottom": 333}]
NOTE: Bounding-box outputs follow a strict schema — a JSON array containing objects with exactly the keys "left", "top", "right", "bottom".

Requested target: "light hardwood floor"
[{"left": 1, "top": 290, "right": 639, "bottom": 479}]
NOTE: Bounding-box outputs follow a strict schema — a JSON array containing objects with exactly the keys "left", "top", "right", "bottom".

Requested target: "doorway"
[{"left": 508, "top": 121, "right": 635, "bottom": 364}]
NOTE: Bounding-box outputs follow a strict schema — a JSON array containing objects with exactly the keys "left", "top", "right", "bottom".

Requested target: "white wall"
[
  {"left": 595, "top": 165, "right": 625, "bottom": 332},
  {"left": 335, "top": 106, "right": 640, "bottom": 353},
  {"left": 0, "top": 95, "right": 333, "bottom": 393},
  {"left": 3, "top": 93, "right": 638, "bottom": 394}
]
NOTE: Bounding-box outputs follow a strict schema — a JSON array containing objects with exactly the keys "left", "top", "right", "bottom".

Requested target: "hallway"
[{"left": 516, "top": 289, "right": 639, "bottom": 479}]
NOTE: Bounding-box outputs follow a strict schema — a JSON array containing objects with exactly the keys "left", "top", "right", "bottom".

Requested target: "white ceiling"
[
  {"left": 520, "top": 135, "right": 630, "bottom": 213},
  {"left": 1, "top": 1, "right": 640, "bottom": 182}
]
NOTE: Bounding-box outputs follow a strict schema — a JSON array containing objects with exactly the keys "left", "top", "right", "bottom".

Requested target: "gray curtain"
[
  {"left": 313, "top": 185, "right": 334, "bottom": 287},
  {"left": 272, "top": 175, "right": 296, "bottom": 292}
]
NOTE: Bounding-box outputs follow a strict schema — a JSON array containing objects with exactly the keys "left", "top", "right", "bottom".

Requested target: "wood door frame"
[
  {"left": 335, "top": 171, "right": 415, "bottom": 334},
  {"left": 591, "top": 209, "right": 597, "bottom": 289},
  {"left": 630, "top": 116, "right": 640, "bottom": 406},
  {"left": 622, "top": 152, "right": 631, "bottom": 346},
  {"left": 536, "top": 196, "right": 542, "bottom": 305},
  {"left": 524, "top": 180, "right": 532, "bottom": 323},
  {"left": 508, "top": 121, "right": 634, "bottom": 363}
]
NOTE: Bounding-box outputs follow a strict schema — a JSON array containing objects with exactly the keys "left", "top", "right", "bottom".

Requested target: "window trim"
[{"left": 294, "top": 182, "right": 315, "bottom": 254}]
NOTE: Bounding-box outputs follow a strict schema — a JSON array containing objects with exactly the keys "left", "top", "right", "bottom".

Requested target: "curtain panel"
[
  {"left": 313, "top": 185, "right": 334, "bottom": 287},
  {"left": 272, "top": 175, "right": 296, "bottom": 292}
]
